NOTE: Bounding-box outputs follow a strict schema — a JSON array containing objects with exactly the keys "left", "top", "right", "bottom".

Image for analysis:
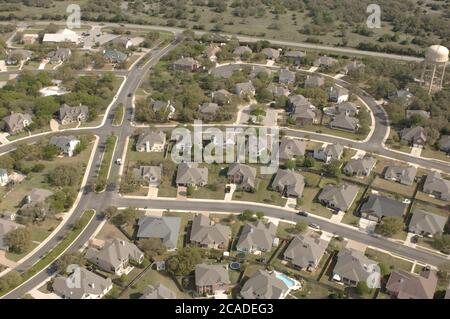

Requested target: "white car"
[
  {"left": 402, "top": 198, "right": 411, "bottom": 204},
  {"left": 116, "top": 158, "right": 122, "bottom": 165}
]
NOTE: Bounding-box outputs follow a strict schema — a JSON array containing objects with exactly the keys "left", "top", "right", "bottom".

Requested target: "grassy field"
[
  {"left": 421, "top": 148, "right": 450, "bottom": 163},
  {"left": 96, "top": 135, "right": 117, "bottom": 192},
  {"left": 112, "top": 104, "right": 124, "bottom": 126},
  {"left": 371, "top": 176, "right": 416, "bottom": 198}
]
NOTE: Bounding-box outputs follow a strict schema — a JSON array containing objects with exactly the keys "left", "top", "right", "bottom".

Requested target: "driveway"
[
  {"left": 224, "top": 184, "right": 236, "bottom": 201},
  {"left": 0, "top": 251, "right": 17, "bottom": 268},
  {"left": 177, "top": 186, "right": 187, "bottom": 199},
  {"left": 359, "top": 218, "right": 377, "bottom": 234},
  {"left": 345, "top": 240, "right": 367, "bottom": 253},
  {"left": 410, "top": 146, "right": 422, "bottom": 157},
  {"left": 0, "top": 133, "right": 10, "bottom": 145},
  {"left": 330, "top": 211, "right": 345, "bottom": 224},
  {"left": 147, "top": 186, "right": 159, "bottom": 198}
]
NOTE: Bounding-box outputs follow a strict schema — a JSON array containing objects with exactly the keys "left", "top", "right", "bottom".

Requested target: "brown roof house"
[
  {"left": 314, "top": 55, "right": 338, "bottom": 68},
  {"left": 384, "top": 165, "right": 417, "bottom": 186},
  {"left": 343, "top": 156, "right": 377, "bottom": 177},
  {"left": 408, "top": 209, "right": 447, "bottom": 237},
  {"left": 401, "top": 126, "right": 427, "bottom": 147},
  {"left": 135, "top": 130, "right": 166, "bottom": 152},
  {"left": 332, "top": 248, "right": 378, "bottom": 286},
  {"left": 86, "top": 238, "right": 144, "bottom": 275},
  {"left": 176, "top": 163, "right": 208, "bottom": 187},
  {"left": 2, "top": 113, "right": 32, "bottom": 134},
  {"left": 271, "top": 169, "right": 305, "bottom": 198},
  {"left": 140, "top": 284, "right": 177, "bottom": 299},
  {"left": 240, "top": 270, "right": 290, "bottom": 299},
  {"left": 359, "top": 195, "right": 407, "bottom": 222},
  {"left": 236, "top": 221, "right": 278, "bottom": 254},
  {"left": 58, "top": 104, "right": 89, "bottom": 125},
  {"left": 318, "top": 184, "right": 360, "bottom": 212},
  {"left": 422, "top": 171, "right": 450, "bottom": 201},
  {"left": 195, "top": 264, "right": 231, "bottom": 295},
  {"left": 304, "top": 75, "right": 325, "bottom": 88},
  {"left": 283, "top": 235, "right": 328, "bottom": 271},
  {"left": 279, "top": 138, "right": 306, "bottom": 161},
  {"left": 227, "top": 163, "right": 257, "bottom": 192},
  {"left": 190, "top": 214, "right": 231, "bottom": 250},
  {"left": 20, "top": 188, "right": 54, "bottom": 217},
  {"left": 53, "top": 266, "right": 113, "bottom": 299},
  {"left": 173, "top": 57, "right": 202, "bottom": 72},
  {"left": 386, "top": 268, "right": 438, "bottom": 299}
]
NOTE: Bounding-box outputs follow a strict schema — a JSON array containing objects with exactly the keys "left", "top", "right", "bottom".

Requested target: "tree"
[
  {"left": 0, "top": 271, "right": 21, "bottom": 292},
  {"left": 294, "top": 221, "right": 308, "bottom": 233},
  {"left": 323, "top": 160, "right": 342, "bottom": 179},
  {"left": 355, "top": 281, "right": 373, "bottom": 296},
  {"left": 4, "top": 228, "right": 31, "bottom": 254},
  {"left": 113, "top": 207, "right": 138, "bottom": 226},
  {"left": 166, "top": 247, "right": 203, "bottom": 276},
  {"left": 138, "top": 238, "right": 166, "bottom": 260},
  {"left": 431, "top": 234, "right": 450, "bottom": 254},
  {"left": 377, "top": 217, "right": 404, "bottom": 237},
  {"left": 255, "top": 212, "right": 265, "bottom": 220},
  {"left": 285, "top": 160, "right": 296, "bottom": 170},
  {"left": 42, "top": 144, "right": 59, "bottom": 160},
  {"left": 303, "top": 156, "right": 316, "bottom": 168},
  {"left": 103, "top": 206, "right": 118, "bottom": 220},
  {"left": 239, "top": 210, "right": 254, "bottom": 221},
  {"left": 437, "top": 262, "right": 450, "bottom": 280},
  {"left": 47, "top": 165, "right": 82, "bottom": 187},
  {"left": 55, "top": 252, "right": 85, "bottom": 274}
]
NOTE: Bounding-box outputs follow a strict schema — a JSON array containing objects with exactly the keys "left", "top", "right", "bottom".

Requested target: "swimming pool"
[{"left": 276, "top": 273, "right": 296, "bottom": 288}]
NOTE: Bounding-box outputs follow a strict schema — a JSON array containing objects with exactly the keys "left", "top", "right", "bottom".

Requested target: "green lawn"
[
  {"left": 411, "top": 201, "right": 448, "bottom": 218},
  {"left": 365, "top": 248, "right": 414, "bottom": 273},
  {"left": 421, "top": 148, "right": 450, "bottom": 163},
  {"left": 189, "top": 163, "right": 228, "bottom": 200},
  {"left": 112, "top": 104, "right": 124, "bottom": 126},
  {"left": 232, "top": 172, "right": 287, "bottom": 207},
  {"left": 162, "top": 211, "right": 194, "bottom": 250},
  {"left": 371, "top": 176, "right": 416, "bottom": 198},
  {"left": 6, "top": 242, "right": 39, "bottom": 262},
  {"left": 96, "top": 135, "right": 117, "bottom": 192},
  {"left": 298, "top": 187, "right": 333, "bottom": 219}
]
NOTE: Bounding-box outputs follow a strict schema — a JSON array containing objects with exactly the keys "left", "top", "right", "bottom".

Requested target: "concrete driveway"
[
  {"left": 224, "top": 184, "right": 236, "bottom": 201},
  {"left": 147, "top": 186, "right": 159, "bottom": 198},
  {"left": 177, "top": 186, "right": 187, "bottom": 199}
]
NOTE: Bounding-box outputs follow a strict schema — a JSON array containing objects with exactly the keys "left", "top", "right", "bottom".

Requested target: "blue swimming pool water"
[{"left": 276, "top": 273, "right": 295, "bottom": 288}]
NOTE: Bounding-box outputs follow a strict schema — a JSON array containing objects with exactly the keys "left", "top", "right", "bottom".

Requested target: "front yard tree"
[
  {"left": 0, "top": 271, "right": 21, "bottom": 292},
  {"left": 355, "top": 281, "right": 373, "bottom": 296},
  {"left": 239, "top": 210, "right": 254, "bottom": 221},
  {"left": 55, "top": 252, "right": 85, "bottom": 274},
  {"left": 438, "top": 262, "right": 450, "bottom": 280},
  {"left": 138, "top": 238, "right": 166, "bottom": 260},
  {"left": 285, "top": 160, "right": 296, "bottom": 170},
  {"left": 431, "top": 234, "right": 450, "bottom": 254},
  {"left": 103, "top": 206, "right": 118, "bottom": 220},
  {"left": 377, "top": 217, "right": 404, "bottom": 237},
  {"left": 4, "top": 228, "right": 31, "bottom": 254},
  {"left": 255, "top": 212, "right": 265, "bottom": 220},
  {"left": 166, "top": 247, "right": 202, "bottom": 276},
  {"left": 294, "top": 221, "right": 308, "bottom": 233}
]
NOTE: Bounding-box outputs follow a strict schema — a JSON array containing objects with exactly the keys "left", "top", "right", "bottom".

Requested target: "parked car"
[
  {"left": 116, "top": 158, "right": 122, "bottom": 165},
  {"left": 309, "top": 223, "right": 321, "bottom": 230},
  {"left": 297, "top": 211, "right": 308, "bottom": 217},
  {"left": 225, "top": 186, "right": 231, "bottom": 193}
]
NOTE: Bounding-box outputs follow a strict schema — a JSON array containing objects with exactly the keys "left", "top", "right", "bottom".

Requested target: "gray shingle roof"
[
  {"left": 333, "top": 248, "right": 377, "bottom": 284},
  {"left": 304, "top": 75, "right": 325, "bottom": 88},
  {"left": 227, "top": 163, "right": 257, "bottom": 189},
  {"left": 401, "top": 126, "right": 427, "bottom": 144},
  {"left": 103, "top": 49, "right": 128, "bottom": 63},
  {"left": 240, "top": 270, "right": 289, "bottom": 299},
  {"left": 279, "top": 68, "right": 296, "bottom": 84},
  {"left": 283, "top": 235, "right": 328, "bottom": 269},
  {"left": 237, "top": 221, "right": 277, "bottom": 252},
  {"left": 343, "top": 156, "right": 376, "bottom": 175},
  {"left": 137, "top": 216, "right": 181, "bottom": 249},
  {"left": 140, "top": 284, "right": 177, "bottom": 299},
  {"left": 439, "top": 135, "right": 450, "bottom": 152},
  {"left": 133, "top": 166, "right": 162, "bottom": 184},
  {"left": 3, "top": 113, "right": 32, "bottom": 133},
  {"left": 423, "top": 171, "right": 450, "bottom": 200},
  {"left": 279, "top": 138, "right": 306, "bottom": 160},
  {"left": 261, "top": 48, "right": 280, "bottom": 59},
  {"left": 136, "top": 130, "right": 166, "bottom": 151},
  {"left": 176, "top": 163, "right": 208, "bottom": 186},
  {"left": 408, "top": 209, "right": 447, "bottom": 235},
  {"left": 233, "top": 46, "right": 252, "bottom": 56},
  {"left": 267, "top": 83, "right": 290, "bottom": 97},
  {"left": 330, "top": 114, "right": 359, "bottom": 131},
  {"left": 384, "top": 165, "right": 417, "bottom": 186},
  {"left": 199, "top": 102, "right": 220, "bottom": 114},
  {"left": 49, "top": 136, "right": 79, "bottom": 155},
  {"left": 271, "top": 169, "right": 305, "bottom": 197},
  {"left": 318, "top": 184, "right": 360, "bottom": 211},
  {"left": 190, "top": 214, "right": 231, "bottom": 246},
  {"left": 195, "top": 264, "right": 230, "bottom": 287},
  {"left": 360, "top": 195, "right": 407, "bottom": 219},
  {"left": 59, "top": 104, "right": 89, "bottom": 122},
  {"left": 386, "top": 269, "right": 438, "bottom": 299}
]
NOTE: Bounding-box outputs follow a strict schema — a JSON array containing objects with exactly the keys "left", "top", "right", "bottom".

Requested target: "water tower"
[{"left": 420, "top": 45, "right": 449, "bottom": 95}]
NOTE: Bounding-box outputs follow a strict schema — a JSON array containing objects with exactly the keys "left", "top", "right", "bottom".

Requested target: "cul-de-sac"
[{"left": 0, "top": 0, "right": 449, "bottom": 301}]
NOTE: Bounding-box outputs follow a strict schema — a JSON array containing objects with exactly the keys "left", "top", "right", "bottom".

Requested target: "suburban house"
[
  {"left": 279, "top": 68, "right": 296, "bottom": 84},
  {"left": 385, "top": 268, "right": 438, "bottom": 299},
  {"left": 279, "top": 138, "right": 306, "bottom": 161},
  {"left": 176, "top": 163, "right": 208, "bottom": 187},
  {"left": 212, "top": 89, "right": 232, "bottom": 105},
  {"left": 324, "top": 102, "right": 359, "bottom": 117},
  {"left": 173, "top": 57, "right": 202, "bottom": 71},
  {"left": 343, "top": 156, "right": 377, "bottom": 177},
  {"left": 406, "top": 110, "right": 430, "bottom": 120},
  {"left": 291, "top": 105, "right": 318, "bottom": 126},
  {"left": 49, "top": 136, "right": 80, "bottom": 157},
  {"left": 86, "top": 238, "right": 144, "bottom": 275},
  {"left": 150, "top": 100, "right": 175, "bottom": 119},
  {"left": 314, "top": 144, "right": 344, "bottom": 164},
  {"left": 199, "top": 102, "right": 220, "bottom": 115},
  {"left": 53, "top": 266, "right": 113, "bottom": 299},
  {"left": 103, "top": 49, "right": 128, "bottom": 63},
  {"left": 341, "top": 60, "right": 365, "bottom": 75},
  {"left": 287, "top": 95, "right": 312, "bottom": 112},
  {"left": 261, "top": 48, "right": 280, "bottom": 60},
  {"left": 400, "top": 126, "right": 427, "bottom": 147},
  {"left": 135, "top": 131, "right": 166, "bottom": 152},
  {"left": 136, "top": 216, "right": 181, "bottom": 250},
  {"left": 204, "top": 45, "right": 221, "bottom": 62},
  {"left": 304, "top": 75, "right": 325, "bottom": 88},
  {"left": 22, "top": 34, "right": 38, "bottom": 45},
  {"left": 0, "top": 219, "right": 24, "bottom": 251},
  {"left": 190, "top": 214, "right": 231, "bottom": 250},
  {"left": 236, "top": 221, "right": 278, "bottom": 254},
  {"left": 6, "top": 49, "right": 32, "bottom": 65},
  {"left": 133, "top": 165, "right": 162, "bottom": 187},
  {"left": 422, "top": 171, "right": 450, "bottom": 201},
  {"left": 235, "top": 81, "right": 256, "bottom": 98},
  {"left": 47, "top": 48, "right": 72, "bottom": 64},
  {"left": 283, "top": 235, "right": 328, "bottom": 271},
  {"left": 329, "top": 85, "right": 349, "bottom": 103},
  {"left": 329, "top": 114, "right": 359, "bottom": 132},
  {"left": 2, "top": 113, "right": 32, "bottom": 134},
  {"left": 408, "top": 209, "right": 447, "bottom": 236},
  {"left": 384, "top": 165, "right": 417, "bottom": 186},
  {"left": 43, "top": 28, "right": 80, "bottom": 44},
  {"left": 271, "top": 169, "right": 305, "bottom": 198},
  {"left": 195, "top": 264, "right": 231, "bottom": 295},
  {"left": 59, "top": 104, "right": 89, "bottom": 125},
  {"left": 332, "top": 248, "right": 378, "bottom": 286},
  {"left": 240, "top": 270, "right": 289, "bottom": 299},
  {"left": 140, "top": 284, "right": 177, "bottom": 299},
  {"left": 112, "top": 36, "right": 133, "bottom": 49},
  {"left": 439, "top": 135, "right": 450, "bottom": 154},
  {"left": 267, "top": 83, "right": 290, "bottom": 98},
  {"left": 0, "top": 169, "right": 9, "bottom": 186},
  {"left": 284, "top": 50, "right": 305, "bottom": 65},
  {"left": 20, "top": 188, "right": 54, "bottom": 212},
  {"left": 359, "top": 195, "right": 407, "bottom": 222},
  {"left": 227, "top": 163, "right": 257, "bottom": 191},
  {"left": 314, "top": 55, "right": 338, "bottom": 68},
  {"left": 233, "top": 46, "right": 252, "bottom": 56},
  {"left": 318, "top": 184, "right": 360, "bottom": 212}
]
